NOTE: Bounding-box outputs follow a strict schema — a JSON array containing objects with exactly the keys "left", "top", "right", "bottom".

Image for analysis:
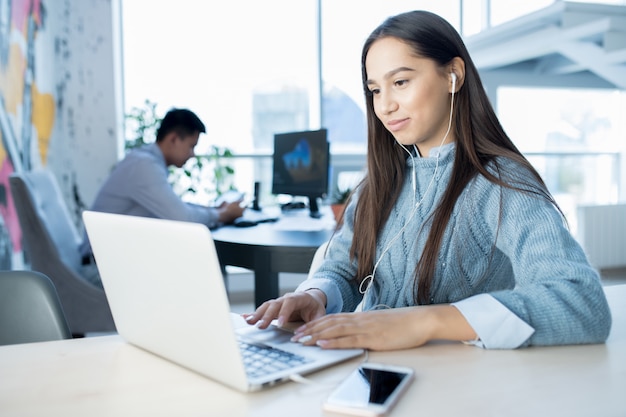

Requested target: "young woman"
[{"left": 245, "top": 10, "right": 612, "bottom": 350}]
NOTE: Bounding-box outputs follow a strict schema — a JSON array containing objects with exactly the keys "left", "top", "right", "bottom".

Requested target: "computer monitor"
[{"left": 271, "top": 128, "right": 330, "bottom": 218}]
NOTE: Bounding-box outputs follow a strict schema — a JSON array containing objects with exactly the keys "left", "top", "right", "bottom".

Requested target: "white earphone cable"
[{"left": 359, "top": 75, "right": 457, "bottom": 306}]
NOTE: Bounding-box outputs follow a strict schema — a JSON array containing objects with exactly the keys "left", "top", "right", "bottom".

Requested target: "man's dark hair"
[{"left": 155, "top": 108, "right": 206, "bottom": 142}]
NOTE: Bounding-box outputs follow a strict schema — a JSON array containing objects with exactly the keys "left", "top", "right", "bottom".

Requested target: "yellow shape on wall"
[{"left": 31, "top": 83, "right": 54, "bottom": 165}]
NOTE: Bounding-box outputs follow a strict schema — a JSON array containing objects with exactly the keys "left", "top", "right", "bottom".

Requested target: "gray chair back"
[
  {"left": 0, "top": 270, "right": 72, "bottom": 345},
  {"left": 17, "top": 169, "right": 83, "bottom": 269},
  {"left": 9, "top": 169, "right": 115, "bottom": 335}
]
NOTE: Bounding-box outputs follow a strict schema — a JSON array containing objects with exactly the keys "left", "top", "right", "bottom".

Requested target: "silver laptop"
[{"left": 82, "top": 210, "right": 363, "bottom": 392}]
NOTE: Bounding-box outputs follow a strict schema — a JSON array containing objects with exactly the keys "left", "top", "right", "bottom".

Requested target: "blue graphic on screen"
[{"left": 282, "top": 139, "right": 314, "bottom": 181}]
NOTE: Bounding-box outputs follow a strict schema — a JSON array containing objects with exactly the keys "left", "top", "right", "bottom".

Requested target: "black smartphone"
[{"left": 322, "top": 363, "right": 414, "bottom": 416}]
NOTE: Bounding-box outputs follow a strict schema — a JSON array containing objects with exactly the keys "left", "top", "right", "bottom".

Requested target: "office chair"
[
  {"left": 307, "top": 240, "right": 330, "bottom": 281},
  {"left": 9, "top": 169, "right": 115, "bottom": 336},
  {"left": 0, "top": 270, "right": 72, "bottom": 345}
]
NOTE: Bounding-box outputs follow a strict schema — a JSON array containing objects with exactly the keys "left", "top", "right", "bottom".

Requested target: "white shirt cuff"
[{"left": 452, "top": 294, "right": 535, "bottom": 349}]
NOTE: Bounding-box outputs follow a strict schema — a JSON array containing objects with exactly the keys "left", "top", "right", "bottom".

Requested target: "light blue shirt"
[
  {"left": 80, "top": 143, "right": 219, "bottom": 256},
  {"left": 299, "top": 143, "right": 611, "bottom": 349}
]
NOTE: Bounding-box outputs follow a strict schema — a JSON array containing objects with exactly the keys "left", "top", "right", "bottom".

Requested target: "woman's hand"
[
  {"left": 290, "top": 305, "right": 476, "bottom": 351},
  {"left": 243, "top": 289, "right": 327, "bottom": 329}
]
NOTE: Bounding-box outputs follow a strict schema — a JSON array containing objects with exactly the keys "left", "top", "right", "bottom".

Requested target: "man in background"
[{"left": 80, "top": 108, "right": 244, "bottom": 267}]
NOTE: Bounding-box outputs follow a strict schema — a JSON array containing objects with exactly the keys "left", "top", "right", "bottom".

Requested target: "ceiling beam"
[
  {"left": 558, "top": 40, "right": 626, "bottom": 89},
  {"left": 468, "top": 18, "right": 614, "bottom": 70},
  {"left": 464, "top": 2, "right": 626, "bottom": 90}
]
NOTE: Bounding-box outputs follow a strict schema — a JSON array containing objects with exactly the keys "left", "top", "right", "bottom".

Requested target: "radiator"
[{"left": 576, "top": 204, "right": 626, "bottom": 270}]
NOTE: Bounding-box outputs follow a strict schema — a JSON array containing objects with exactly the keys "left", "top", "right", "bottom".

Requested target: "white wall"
[{"left": 44, "top": 0, "right": 124, "bottom": 221}]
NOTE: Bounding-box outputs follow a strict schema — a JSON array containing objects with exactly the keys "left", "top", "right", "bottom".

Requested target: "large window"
[
  {"left": 122, "top": 0, "right": 319, "bottom": 156},
  {"left": 498, "top": 87, "right": 625, "bottom": 230},
  {"left": 122, "top": 1, "right": 462, "bottom": 200},
  {"left": 122, "top": 0, "right": 625, "bottom": 208},
  {"left": 123, "top": 0, "right": 319, "bottom": 201},
  {"left": 123, "top": 1, "right": 461, "bottom": 155}
]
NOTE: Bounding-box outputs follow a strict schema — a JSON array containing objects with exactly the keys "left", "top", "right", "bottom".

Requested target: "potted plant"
[{"left": 330, "top": 185, "right": 352, "bottom": 226}]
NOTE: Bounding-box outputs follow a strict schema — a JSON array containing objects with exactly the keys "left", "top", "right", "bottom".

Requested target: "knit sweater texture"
[{"left": 305, "top": 146, "right": 612, "bottom": 347}]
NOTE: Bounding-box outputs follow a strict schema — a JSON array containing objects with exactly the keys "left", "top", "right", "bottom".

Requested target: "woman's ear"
[{"left": 449, "top": 57, "right": 466, "bottom": 93}]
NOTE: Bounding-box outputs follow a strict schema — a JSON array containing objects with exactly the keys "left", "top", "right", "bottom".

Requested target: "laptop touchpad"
[{"left": 237, "top": 325, "right": 293, "bottom": 345}]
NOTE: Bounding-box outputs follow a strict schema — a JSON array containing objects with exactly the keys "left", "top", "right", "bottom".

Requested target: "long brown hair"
[{"left": 352, "top": 10, "right": 559, "bottom": 304}]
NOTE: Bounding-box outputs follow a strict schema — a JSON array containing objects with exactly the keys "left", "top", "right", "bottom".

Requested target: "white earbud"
[{"left": 451, "top": 73, "right": 457, "bottom": 93}]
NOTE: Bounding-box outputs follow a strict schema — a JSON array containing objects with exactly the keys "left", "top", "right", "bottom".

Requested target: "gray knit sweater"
[{"left": 302, "top": 145, "right": 611, "bottom": 348}]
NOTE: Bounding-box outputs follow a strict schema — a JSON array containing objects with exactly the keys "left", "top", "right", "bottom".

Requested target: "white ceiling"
[{"left": 464, "top": 1, "right": 626, "bottom": 89}]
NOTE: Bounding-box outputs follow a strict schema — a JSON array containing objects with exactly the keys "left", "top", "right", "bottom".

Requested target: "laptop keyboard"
[{"left": 239, "top": 340, "right": 314, "bottom": 379}]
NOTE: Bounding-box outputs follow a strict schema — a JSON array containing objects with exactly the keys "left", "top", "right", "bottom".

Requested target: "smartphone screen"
[{"left": 323, "top": 363, "right": 414, "bottom": 416}]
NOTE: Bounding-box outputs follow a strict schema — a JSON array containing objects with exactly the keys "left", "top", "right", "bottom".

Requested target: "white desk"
[{"left": 1, "top": 285, "right": 624, "bottom": 417}]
